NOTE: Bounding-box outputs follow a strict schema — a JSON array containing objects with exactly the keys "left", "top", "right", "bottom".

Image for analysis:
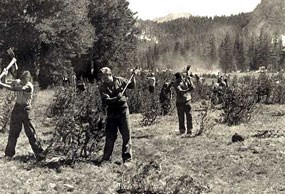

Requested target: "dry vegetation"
[{"left": 0, "top": 73, "right": 284, "bottom": 193}]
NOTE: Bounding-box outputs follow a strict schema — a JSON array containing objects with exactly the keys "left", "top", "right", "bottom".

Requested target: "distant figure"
[
  {"left": 71, "top": 74, "right": 77, "bottom": 86},
  {"left": 173, "top": 72, "right": 194, "bottom": 135},
  {"left": 217, "top": 75, "right": 227, "bottom": 88},
  {"left": 193, "top": 74, "right": 202, "bottom": 97},
  {"left": 0, "top": 71, "right": 45, "bottom": 161},
  {"left": 194, "top": 74, "right": 200, "bottom": 82},
  {"left": 62, "top": 77, "right": 69, "bottom": 86},
  {"left": 76, "top": 76, "right": 86, "bottom": 92},
  {"left": 159, "top": 82, "right": 172, "bottom": 115},
  {"left": 211, "top": 74, "right": 228, "bottom": 105},
  {"left": 256, "top": 67, "right": 271, "bottom": 103},
  {"left": 147, "top": 72, "right": 156, "bottom": 93}
]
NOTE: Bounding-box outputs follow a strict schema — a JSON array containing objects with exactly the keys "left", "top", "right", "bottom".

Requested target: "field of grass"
[{"left": 0, "top": 89, "right": 284, "bottom": 193}]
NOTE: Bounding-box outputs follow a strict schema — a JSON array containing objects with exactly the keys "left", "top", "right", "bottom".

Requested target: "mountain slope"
[
  {"left": 153, "top": 13, "right": 192, "bottom": 23},
  {"left": 245, "top": 0, "right": 285, "bottom": 35}
]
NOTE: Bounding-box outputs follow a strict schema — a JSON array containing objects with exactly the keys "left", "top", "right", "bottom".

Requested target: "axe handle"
[
  {"left": 121, "top": 73, "right": 135, "bottom": 95},
  {"left": 184, "top": 66, "right": 190, "bottom": 83},
  {"left": 0, "top": 58, "right": 17, "bottom": 79},
  {"left": 121, "top": 67, "right": 138, "bottom": 95}
]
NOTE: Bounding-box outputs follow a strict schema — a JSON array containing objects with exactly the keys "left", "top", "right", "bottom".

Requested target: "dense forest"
[
  {"left": 0, "top": 0, "right": 284, "bottom": 88},
  {"left": 0, "top": 0, "right": 137, "bottom": 88}
]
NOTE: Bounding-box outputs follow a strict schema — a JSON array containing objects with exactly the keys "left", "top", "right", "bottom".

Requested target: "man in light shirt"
[
  {"left": 0, "top": 70, "right": 45, "bottom": 161},
  {"left": 147, "top": 72, "right": 156, "bottom": 93}
]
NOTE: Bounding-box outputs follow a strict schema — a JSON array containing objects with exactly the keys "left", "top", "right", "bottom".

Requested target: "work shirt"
[
  {"left": 15, "top": 82, "right": 33, "bottom": 107},
  {"left": 173, "top": 77, "right": 194, "bottom": 103},
  {"left": 99, "top": 76, "right": 135, "bottom": 113}
]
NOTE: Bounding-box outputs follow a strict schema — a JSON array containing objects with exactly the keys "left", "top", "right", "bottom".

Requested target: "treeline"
[
  {"left": 219, "top": 31, "right": 284, "bottom": 73},
  {"left": 0, "top": 0, "right": 137, "bottom": 88},
  {"left": 137, "top": 13, "right": 285, "bottom": 73}
]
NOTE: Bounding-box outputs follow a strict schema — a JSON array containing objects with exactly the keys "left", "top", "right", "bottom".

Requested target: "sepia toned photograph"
[{"left": 0, "top": 0, "right": 284, "bottom": 193}]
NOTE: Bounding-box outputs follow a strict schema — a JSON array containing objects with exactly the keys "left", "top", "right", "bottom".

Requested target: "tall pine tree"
[
  {"left": 233, "top": 33, "right": 247, "bottom": 72},
  {"left": 247, "top": 36, "right": 258, "bottom": 71},
  {"left": 88, "top": 0, "right": 137, "bottom": 76},
  {"left": 219, "top": 34, "right": 233, "bottom": 73}
]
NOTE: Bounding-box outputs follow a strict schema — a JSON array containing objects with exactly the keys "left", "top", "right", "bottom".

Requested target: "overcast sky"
[{"left": 128, "top": 0, "right": 262, "bottom": 20}]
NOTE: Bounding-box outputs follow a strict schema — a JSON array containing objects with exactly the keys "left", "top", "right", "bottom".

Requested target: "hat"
[
  {"left": 175, "top": 72, "right": 182, "bottom": 79},
  {"left": 21, "top": 71, "right": 31, "bottom": 79},
  {"left": 99, "top": 67, "right": 112, "bottom": 75}
]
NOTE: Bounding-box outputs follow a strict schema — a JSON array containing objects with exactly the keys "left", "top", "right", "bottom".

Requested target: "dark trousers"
[
  {"left": 176, "top": 101, "right": 193, "bottom": 134},
  {"left": 161, "top": 100, "right": 171, "bottom": 115},
  {"left": 148, "top": 86, "right": 155, "bottom": 93},
  {"left": 5, "top": 104, "right": 44, "bottom": 158},
  {"left": 103, "top": 109, "right": 132, "bottom": 162}
]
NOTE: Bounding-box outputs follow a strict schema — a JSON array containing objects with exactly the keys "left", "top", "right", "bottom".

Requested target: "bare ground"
[{"left": 0, "top": 90, "right": 284, "bottom": 193}]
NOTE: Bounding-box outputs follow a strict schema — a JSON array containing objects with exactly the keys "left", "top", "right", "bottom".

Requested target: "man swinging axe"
[
  {"left": 0, "top": 48, "right": 45, "bottom": 161},
  {"left": 173, "top": 64, "right": 195, "bottom": 136},
  {"left": 96, "top": 66, "right": 137, "bottom": 165}
]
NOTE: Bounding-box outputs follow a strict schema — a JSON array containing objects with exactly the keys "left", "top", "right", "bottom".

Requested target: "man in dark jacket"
[
  {"left": 173, "top": 72, "right": 194, "bottom": 135},
  {"left": 98, "top": 67, "right": 136, "bottom": 164}
]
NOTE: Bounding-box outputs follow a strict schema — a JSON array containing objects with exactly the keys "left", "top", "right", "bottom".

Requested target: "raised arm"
[
  {"left": 0, "top": 81, "right": 14, "bottom": 91},
  {"left": 0, "top": 81, "right": 31, "bottom": 92}
]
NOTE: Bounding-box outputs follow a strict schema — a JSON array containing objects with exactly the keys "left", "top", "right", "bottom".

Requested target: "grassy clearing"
[{"left": 0, "top": 89, "right": 284, "bottom": 193}]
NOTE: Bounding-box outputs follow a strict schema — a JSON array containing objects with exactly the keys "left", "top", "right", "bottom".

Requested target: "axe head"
[
  {"left": 131, "top": 66, "right": 139, "bottom": 75},
  {"left": 186, "top": 65, "right": 191, "bottom": 71}
]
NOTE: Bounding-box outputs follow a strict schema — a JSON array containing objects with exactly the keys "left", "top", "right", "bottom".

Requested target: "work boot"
[
  {"left": 179, "top": 129, "right": 186, "bottom": 134},
  {"left": 186, "top": 129, "right": 192, "bottom": 135},
  {"left": 181, "top": 130, "right": 192, "bottom": 138},
  {"left": 93, "top": 157, "right": 111, "bottom": 166},
  {"left": 123, "top": 158, "right": 132, "bottom": 164},
  {"left": 3, "top": 155, "right": 13, "bottom": 162},
  {"left": 122, "top": 153, "right": 132, "bottom": 164},
  {"left": 122, "top": 158, "right": 133, "bottom": 168}
]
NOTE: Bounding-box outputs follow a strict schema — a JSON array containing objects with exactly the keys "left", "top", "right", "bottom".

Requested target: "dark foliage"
[{"left": 48, "top": 84, "right": 105, "bottom": 163}]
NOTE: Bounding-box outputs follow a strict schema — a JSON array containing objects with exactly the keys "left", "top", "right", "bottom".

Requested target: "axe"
[
  {"left": 184, "top": 65, "right": 191, "bottom": 82},
  {"left": 121, "top": 66, "right": 138, "bottom": 95},
  {"left": 0, "top": 48, "right": 18, "bottom": 79}
]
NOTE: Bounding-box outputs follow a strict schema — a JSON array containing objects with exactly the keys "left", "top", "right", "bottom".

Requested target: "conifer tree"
[{"left": 234, "top": 34, "right": 247, "bottom": 72}]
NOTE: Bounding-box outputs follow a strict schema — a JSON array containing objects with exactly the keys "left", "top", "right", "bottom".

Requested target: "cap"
[{"left": 99, "top": 67, "right": 112, "bottom": 75}]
